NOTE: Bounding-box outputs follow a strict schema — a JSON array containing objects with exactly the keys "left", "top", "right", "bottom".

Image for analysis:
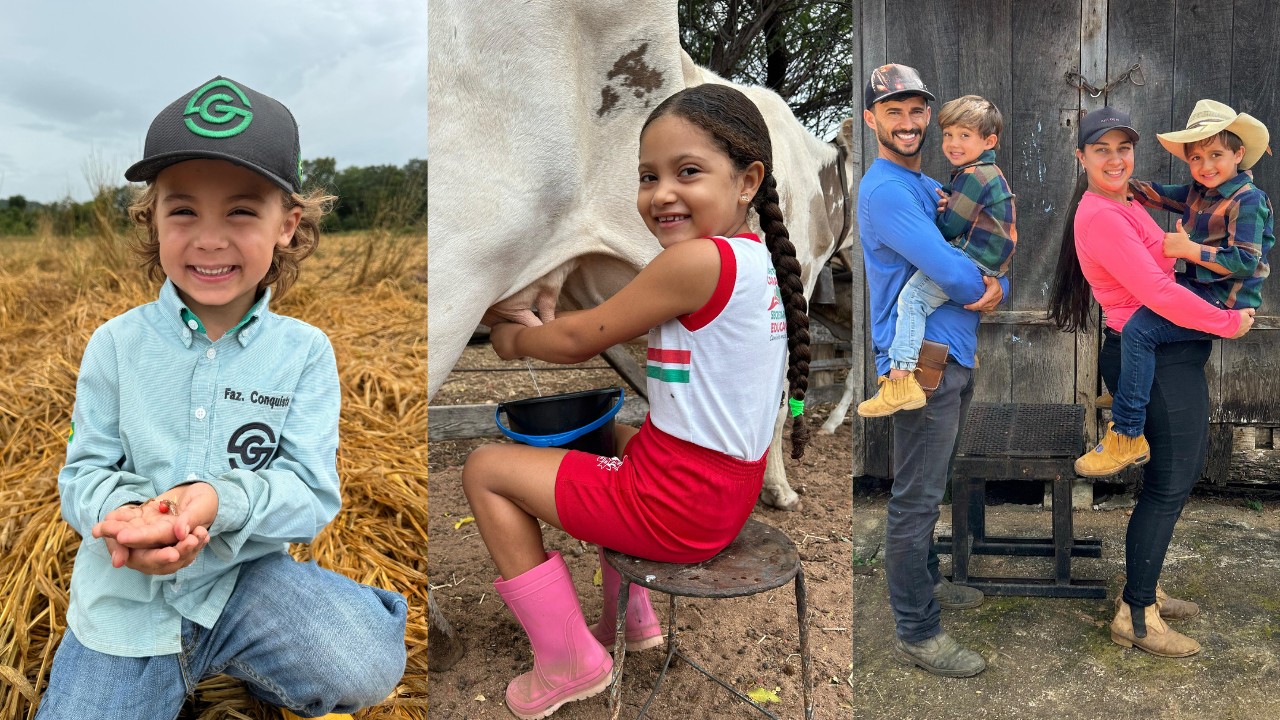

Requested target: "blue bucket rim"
[{"left": 495, "top": 387, "right": 625, "bottom": 447}]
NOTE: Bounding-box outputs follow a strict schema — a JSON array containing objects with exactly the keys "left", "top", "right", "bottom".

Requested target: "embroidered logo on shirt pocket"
[
  {"left": 219, "top": 390, "right": 293, "bottom": 471},
  {"left": 227, "top": 422, "right": 278, "bottom": 471}
]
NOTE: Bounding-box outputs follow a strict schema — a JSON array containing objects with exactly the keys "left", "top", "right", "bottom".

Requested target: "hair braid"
[{"left": 756, "top": 173, "right": 811, "bottom": 458}]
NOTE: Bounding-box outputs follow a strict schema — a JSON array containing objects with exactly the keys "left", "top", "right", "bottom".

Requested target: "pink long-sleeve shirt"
[{"left": 1075, "top": 191, "right": 1240, "bottom": 337}]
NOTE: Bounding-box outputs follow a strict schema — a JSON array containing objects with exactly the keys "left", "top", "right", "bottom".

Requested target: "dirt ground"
[
  {"left": 852, "top": 486, "right": 1280, "bottom": 720},
  {"left": 427, "top": 345, "right": 854, "bottom": 718}
]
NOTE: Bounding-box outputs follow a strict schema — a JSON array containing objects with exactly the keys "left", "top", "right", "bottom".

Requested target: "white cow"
[{"left": 427, "top": 0, "right": 854, "bottom": 510}]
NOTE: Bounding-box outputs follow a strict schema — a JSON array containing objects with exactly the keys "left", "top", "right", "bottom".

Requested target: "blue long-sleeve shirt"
[
  {"left": 858, "top": 157, "right": 1009, "bottom": 376},
  {"left": 59, "top": 280, "right": 341, "bottom": 657}
]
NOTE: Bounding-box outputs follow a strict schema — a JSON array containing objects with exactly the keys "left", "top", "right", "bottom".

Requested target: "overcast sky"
[{"left": 0, "top": 1, "right": 427, "bottom": 203}]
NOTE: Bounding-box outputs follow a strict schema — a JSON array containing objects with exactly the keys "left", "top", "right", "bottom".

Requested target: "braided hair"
[{"left": 641, "top": 84, "right": 812, "bottom": 458}]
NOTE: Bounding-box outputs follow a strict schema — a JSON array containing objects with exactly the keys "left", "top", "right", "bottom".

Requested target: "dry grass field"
[{"left": 0, "top": 226, "right": 427, "bottom": 719}]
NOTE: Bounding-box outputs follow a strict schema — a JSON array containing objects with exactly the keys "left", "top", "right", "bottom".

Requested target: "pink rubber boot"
[
  {"left": 494, "top": 551, "right": 613, "bottom": 719},
  {"left": 589, "top": 546, "right": 664, "bottom": 651}
]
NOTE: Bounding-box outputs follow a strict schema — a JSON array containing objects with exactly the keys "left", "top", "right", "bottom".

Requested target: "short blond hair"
[
  {"left": 128, "top": 184, "right": 335, "bottom": 298},
  {"left": 938, "top": 95, "right": 1003, "bottom": 140}
]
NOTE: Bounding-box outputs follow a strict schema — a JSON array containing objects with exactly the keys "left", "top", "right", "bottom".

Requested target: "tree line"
[{"left": 0, "top": 158, "right": 427, "bottom": 237}]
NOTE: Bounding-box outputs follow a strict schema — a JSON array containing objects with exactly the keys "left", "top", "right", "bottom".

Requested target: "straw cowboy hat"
[{"left": 1157, "top": 99, "right": 1272, "bottom": 170}]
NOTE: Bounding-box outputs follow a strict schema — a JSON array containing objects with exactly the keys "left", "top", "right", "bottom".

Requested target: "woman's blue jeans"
[
  {"left": 35, "top": 552, "right": 408, "bottom": 719},
  {"left": 1100, "top": 332, "right": 1211, "bottom": 608}
]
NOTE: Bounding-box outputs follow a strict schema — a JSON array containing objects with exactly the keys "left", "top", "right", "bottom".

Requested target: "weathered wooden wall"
[{"left": 856, "top": 0, "right": 1280, "bottom": 484}]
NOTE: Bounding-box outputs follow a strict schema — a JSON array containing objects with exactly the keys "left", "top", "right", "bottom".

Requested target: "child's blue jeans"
[
  {"left": 1112, "top": 279, "right": 1224, "bottom": 437},
  {"left": 35, "top": 552, "right": 408, "bottom": 720},
  {"left": 889, "top": 269, "right": 952, "bottom": 371}
]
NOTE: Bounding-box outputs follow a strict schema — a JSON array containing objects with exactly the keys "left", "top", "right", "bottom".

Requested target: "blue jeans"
[
  {"left": 884, "top": 360, "right": 974, "bottom": 642},
  {"left": 1112, "top": 280, "right": 1223, "bottom": 436},
  {"left": 1100, "top": 335, "right": 1211, "bottom": 608},
  {"left": 889, "top": 270, "right": 951, "bottom": 371},
  {"left": 36, "top": 552, "right": 408, "bottom": 719}
]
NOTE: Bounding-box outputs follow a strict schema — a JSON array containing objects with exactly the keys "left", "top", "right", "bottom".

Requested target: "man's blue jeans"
[
  {"left": 36, "top": 552, "right": 408, "bottom": 719},
  {"left": 1112, "top": 280, "right": 1222, "bottom": 436},
  {"left": 884, "top": 360, "right": 974, "bottom": 642}
]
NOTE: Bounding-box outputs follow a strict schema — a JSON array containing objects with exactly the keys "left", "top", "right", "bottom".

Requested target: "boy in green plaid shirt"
[
  {"left": 858, "top": 95, "right": 1016, "bottom": 417},
  {"left": 1077, "top": 99, "right": 1273, "bottom": 476}
]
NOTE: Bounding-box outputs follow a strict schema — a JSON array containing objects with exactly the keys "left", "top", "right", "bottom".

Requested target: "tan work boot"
[
  {"left": 1095, "top": 392, "right": 1113, "bottom": 409},
  {"left": 1115, "top": 584, "right": 1201, "bottom": 621},
  {"left": 281, "top": 711, "right": 352, "bottom": 720},
  {"left": 1109, "top": 601, "right": 1200, "bottom": 657},
  {"left": 892, "top": 631, "right": 986, "bottom": 677},
  {"left": 1075, "top": 422, "right": 1150, "bottom": 477},
  {"left": 857, "top": 374, "right": 927, "bottom": 417}
]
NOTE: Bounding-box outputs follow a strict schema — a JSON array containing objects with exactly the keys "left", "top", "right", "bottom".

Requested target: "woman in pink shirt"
[{"left": 1048, "top": 108, "right": 1254, "bottom": 659}]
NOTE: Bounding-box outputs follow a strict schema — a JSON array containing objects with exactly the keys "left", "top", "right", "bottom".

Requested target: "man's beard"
[{"left": 877, "top": 124, "right": 926, "bottom": 158}]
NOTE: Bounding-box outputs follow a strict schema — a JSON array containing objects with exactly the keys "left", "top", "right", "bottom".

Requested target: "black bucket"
[{"left": 495, "top": 387, "right": 625, "bottom": 455}]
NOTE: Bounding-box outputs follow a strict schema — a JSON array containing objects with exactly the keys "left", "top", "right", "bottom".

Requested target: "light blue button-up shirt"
[{"left": 59, "top": 280, "right": 341, "bottom": 657}]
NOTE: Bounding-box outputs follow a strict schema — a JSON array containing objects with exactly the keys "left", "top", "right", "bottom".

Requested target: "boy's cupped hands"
[{"left": 91, "top": 482, "right": 220, "bottom": 575}]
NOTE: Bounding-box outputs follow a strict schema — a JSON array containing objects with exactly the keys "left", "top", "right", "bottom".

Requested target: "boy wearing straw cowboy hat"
[
  {"left": 39, "top": 77, "right": 407, "bottom": 720},
  {"left": 1077, "top": 99, "right": 1273, "bottom": 477}
]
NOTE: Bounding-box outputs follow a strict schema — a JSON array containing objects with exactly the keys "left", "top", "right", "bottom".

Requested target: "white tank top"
[{"left": 645, "top": 234, "right": 789, "bottom": 461}]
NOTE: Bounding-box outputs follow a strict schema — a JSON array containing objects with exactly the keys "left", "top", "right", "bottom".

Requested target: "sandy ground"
[
  {"left": 852, "top": 486, "right": 1280, "bottom": 720},
  {"left": 427, "top": 345, "right": 854, "bottom": 719}
]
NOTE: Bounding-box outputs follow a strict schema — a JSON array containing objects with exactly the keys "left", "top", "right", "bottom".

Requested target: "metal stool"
[
  {"left": 935, "top": 402, "right": 1106, "bottom": 598},
  {"left": 604, "top": 519, "right": 812, "bottom": 720}
]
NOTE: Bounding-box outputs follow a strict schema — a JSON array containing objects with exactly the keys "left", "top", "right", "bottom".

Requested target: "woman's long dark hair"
[
  {"left": 642, "top": 84, "right": 812, "bottom": 459},
  {"left": 1047, "top": 173, "right": 1095, "bottom": 332}
]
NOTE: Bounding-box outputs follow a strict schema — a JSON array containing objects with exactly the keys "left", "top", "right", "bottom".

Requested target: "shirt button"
[
  {"left": 195, "top": 407, "right": 206, "bottom": 420},
  {"left": 186, "top": 473, "right": 198, "bottom": 482},
  {"left": 182, "top": 330, "right": 191, "bottom": 341},
  {"left": 187, "top": 319, "right": 199, "bottom": 330},
  {"left": 206, "top": 348, "right": 216, "bottom": 360}
]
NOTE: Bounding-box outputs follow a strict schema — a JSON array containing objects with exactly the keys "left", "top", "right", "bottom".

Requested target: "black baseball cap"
[
  {"left": 1078, "top": 107, "right": 1140, "bottom": 149},
  {"left": 864, "top": 64, "right": 936, "bottom": 110},
  {"left": 125, "top": 76, "right": 302, "bottom": 194}
]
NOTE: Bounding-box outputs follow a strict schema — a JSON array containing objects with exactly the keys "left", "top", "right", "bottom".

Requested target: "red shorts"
[{"left": 554, "top": 419, "right": 766, "bottom": 563}]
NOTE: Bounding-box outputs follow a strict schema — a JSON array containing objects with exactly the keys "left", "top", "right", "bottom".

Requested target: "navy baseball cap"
[
  {"left": 125, "top": 76, "right": 303, "bottom": 194},
  {"left": 1078, "top": 107, "right": 1140, "bottom": 149},
  {"left": 864, "top": 64, "right": 936, "bottom": 110}
]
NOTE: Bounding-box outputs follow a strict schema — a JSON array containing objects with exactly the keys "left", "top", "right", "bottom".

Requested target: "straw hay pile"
[{"left": 0, "top": 229, "right": 427, "bottom": 719}]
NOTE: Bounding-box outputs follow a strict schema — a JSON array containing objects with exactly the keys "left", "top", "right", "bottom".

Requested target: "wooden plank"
[
  {"left": 1223, "top": 0, "right": 1280, "bottom": 429},
  {"left": 887, "top": 1, "right": 960, "bottom": 185},
  {"left": 1076, "top": 0, "right": 1106, "bottom": 442},
  {"left": 1218, "top": 330, "right": 1280, "bottom": 424},
  {"left": 428, "top": 397, "right": 650, "bottom": 442},
  {"left": 855, "top": 0, "right": 886, "bottom": 478},
  {"left": 1000, "top": 0, "right": 1083, "bottom": 409},
  {"left": 600, "top": 344, "right": 648, "bottom": 401},
  {"left": 1205, "top": 424, "right": 1234, "bottom": 486}
]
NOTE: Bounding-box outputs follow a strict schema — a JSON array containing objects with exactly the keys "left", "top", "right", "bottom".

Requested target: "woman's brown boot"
[
  {"left": 1154, "top": 585, "right": 1200, "bottom": 620},
  {"left": 1114, "top": 583, "right": 1201, "bottom": 621},
  {"left": 1109, "top": 601, "right": 1200, "bottom": 657}
]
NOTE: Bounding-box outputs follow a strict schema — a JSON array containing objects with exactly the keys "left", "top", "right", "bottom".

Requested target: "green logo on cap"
[{"left": 184, "top": 79, "right": 253, "bottom": 139}]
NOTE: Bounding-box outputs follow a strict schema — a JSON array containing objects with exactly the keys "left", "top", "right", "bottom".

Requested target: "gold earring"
[{"left": 741, "top": 194, "right": 749, "bottom": 202}]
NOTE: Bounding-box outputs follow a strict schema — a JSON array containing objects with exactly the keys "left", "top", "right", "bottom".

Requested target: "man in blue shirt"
[{"left": 858, "top": 63, "right": 1005, "bottom": 678}]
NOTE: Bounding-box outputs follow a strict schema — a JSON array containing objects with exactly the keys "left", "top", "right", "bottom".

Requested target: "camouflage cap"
[{"left": 864, "top": 64, "right": 936, "bottom": 110}]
